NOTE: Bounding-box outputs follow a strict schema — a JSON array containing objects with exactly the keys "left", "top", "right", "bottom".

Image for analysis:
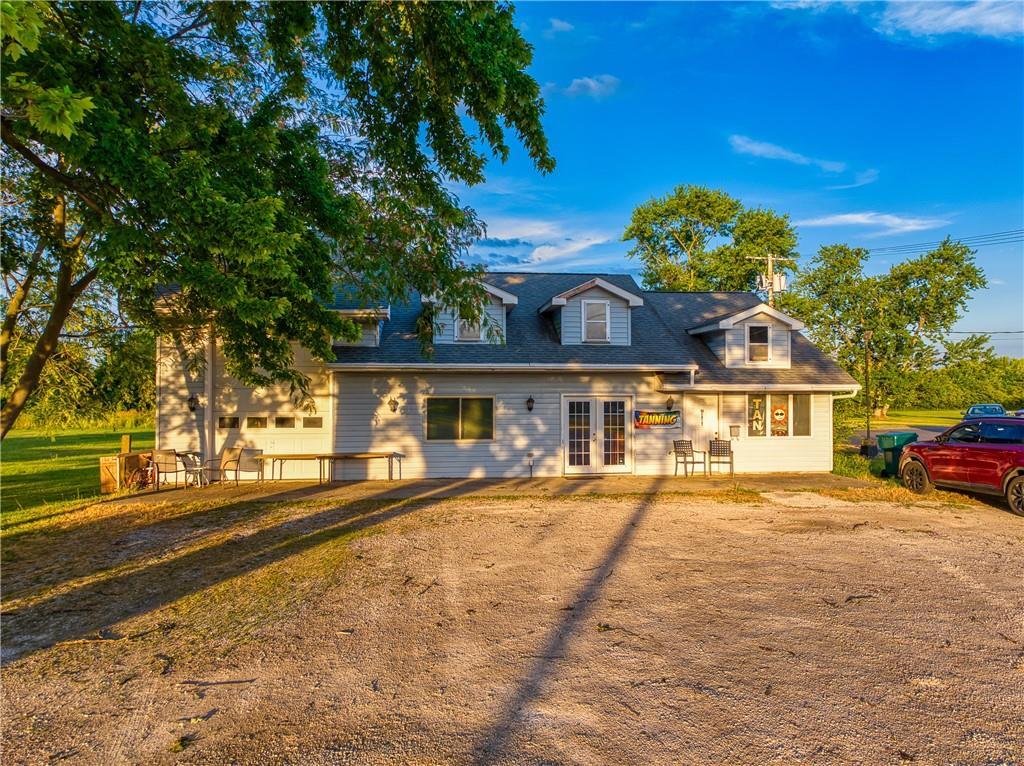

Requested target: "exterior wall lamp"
[
  {"left": 187, "top": 394, "right": 199, "bottom": 412},
  {"left": 526, "top": 395, "right": 535, "bottom": 412},
  {"left": 729, "top": 424, "right": 740, "bottom": 438},
  {"left": 665, "top": 396, "right": 675, "bottom": 411},
  {"left": 388, "top": 397, "right": 399, "bottom": 413}
]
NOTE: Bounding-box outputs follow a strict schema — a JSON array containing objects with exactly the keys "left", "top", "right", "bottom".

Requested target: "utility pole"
[{"left": 745, "top": 252, "right": 789, "bottom": 307}]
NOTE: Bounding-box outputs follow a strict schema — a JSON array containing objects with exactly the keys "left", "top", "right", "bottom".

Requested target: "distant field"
[
  {"left": 1, "top": 427, "right": 154, "bottom": 524},
  {"left": 870, "top": 409, "right": 963, "bottom": 429}
]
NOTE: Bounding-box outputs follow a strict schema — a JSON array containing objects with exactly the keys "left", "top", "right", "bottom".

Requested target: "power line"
[
  {"left": 866, "top": 228, "right": 1023, "bottom": 255},
  {"left": 945, "top": 330, "right": 1024, "bottom": 334}
]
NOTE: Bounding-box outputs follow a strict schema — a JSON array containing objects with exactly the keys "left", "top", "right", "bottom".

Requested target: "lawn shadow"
[
  {"left": 2, "top": 479, "right": 479, "bottom": 663},
  {"left": 470, "top": 478, "right": 665, "bottom": 764}
]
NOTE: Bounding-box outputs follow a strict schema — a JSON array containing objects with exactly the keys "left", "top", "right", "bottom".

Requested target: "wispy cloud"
[
  {"left": 771, "top": 1, "right": 1023, "bottom": 40},
  {"left": 796, "top": 211, "right": 949, "bottom": 235},
  {"left": 826, "top": 168, "right": 880, "bottom": 190},
  {"left": 470, "top": 216, "right": 615, "bottom": 270},
  {"left": 729, "top": 134, "right": 846, "bottom": 173},
  {"left": 563, "top": 74, "right": 621, "bottom": 100},
  {"left": 878, "top": 1, "right": 1023, "bottom": 39},
  {"left": 544, "top": 17, "right": 575, "bottom": 38}
]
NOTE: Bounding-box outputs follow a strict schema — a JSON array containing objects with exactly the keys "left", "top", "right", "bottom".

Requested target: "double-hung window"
[
  {"left": 426, "top": 397, "right": 494, "bottom": 440},
  {"left": 456, "top": 313, "right": 482, "bottom": 342},
  {"left": 747, "top": 325, "right": 771, "bottom": 362},
  {"left": 582, "top": 300, "right": 610, "bottom": 342},
  {"left": 747, "top": 393, "right": 811, "bottom": 437}
]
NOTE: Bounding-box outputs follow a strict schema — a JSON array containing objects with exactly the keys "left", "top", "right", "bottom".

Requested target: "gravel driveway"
[{"left": 2, "top": 488, "right": 1022, "bottom": 765}]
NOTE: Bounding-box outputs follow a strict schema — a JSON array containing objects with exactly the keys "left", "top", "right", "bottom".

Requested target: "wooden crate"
[{"left": 99, "top": 455, "right": 121, "bottom": 494}]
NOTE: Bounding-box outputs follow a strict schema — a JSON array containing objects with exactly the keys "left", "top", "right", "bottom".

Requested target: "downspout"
[{"left": 205, "top": 324, "right": 215, "bottom": 459}]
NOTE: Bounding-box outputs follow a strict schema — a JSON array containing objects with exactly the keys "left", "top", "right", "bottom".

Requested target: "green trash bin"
[{"left": 877, "top": 432, "right": 919, "bottom": 477}]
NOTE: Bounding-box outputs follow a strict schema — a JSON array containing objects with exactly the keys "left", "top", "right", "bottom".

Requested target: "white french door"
[{"left": 563, "top": 396, "right": 632, "bottom": 475}]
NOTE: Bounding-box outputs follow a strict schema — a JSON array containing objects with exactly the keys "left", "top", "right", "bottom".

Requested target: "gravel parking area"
[{"left": 2, "top": 486, "right": 1022, "bottom": 764}]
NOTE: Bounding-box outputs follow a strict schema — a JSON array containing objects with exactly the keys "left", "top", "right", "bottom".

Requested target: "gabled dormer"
[
  {"left": 537, "top": 278, "right": 643, "bottom": 346},
  {"left": 687, "top": 303, "right": 804, "bottom": 369},
  {"left": 423, "top": 281, "right": 518, "bottom": 345},
  {"left": 332, "top": 307, "right": 390, "bottom": 347}
]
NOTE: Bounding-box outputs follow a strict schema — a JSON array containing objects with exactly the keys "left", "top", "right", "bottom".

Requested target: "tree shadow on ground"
[
  {"left": 2, "top": 479, "right": 478, "bottom": 663},
  {"left": 470, "top": 478, "right": 665, "bottom": 764}
]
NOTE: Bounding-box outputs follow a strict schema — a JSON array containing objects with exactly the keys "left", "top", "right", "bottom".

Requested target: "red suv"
[{"left": 899, "top": 417, "right": 1024, "bottom": 515}]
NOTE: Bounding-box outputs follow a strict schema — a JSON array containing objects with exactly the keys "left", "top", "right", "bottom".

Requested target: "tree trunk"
[
  {"left": 0, "top": 261, "right": 96, "bottom": 439},
  {"left": 1, "top": 242, "right": 45, "bottom": 383}
]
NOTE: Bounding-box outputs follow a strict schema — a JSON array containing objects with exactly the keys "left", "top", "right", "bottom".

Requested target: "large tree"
[
  {"left": 622, "top": 184, "right": 797, "bottom": 292},
  {"left": 784, "top": 240, "right": 987, "bottom": 413},
  {"left": 0, "top": 1, "right": 554, "bottom": 437}
]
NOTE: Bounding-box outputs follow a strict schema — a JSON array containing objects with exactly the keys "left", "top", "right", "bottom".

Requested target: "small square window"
[
  {"left": 275, "top": 416, "right": 295, "bottom": 428},
  {"left": 246, "top": 416, "right": 267, "bottom": 429},
  {"left": 218, "top": 416, "right": 239, "bottom": 429},
  {"left": 303, "top": 417, "right": 323, "bottom": 428},
  {"left": 457, "top": 316, "right": 482, "bottom": 342},
  {"left": 748, "top": 325, "right": 770, "bottom": 362}
]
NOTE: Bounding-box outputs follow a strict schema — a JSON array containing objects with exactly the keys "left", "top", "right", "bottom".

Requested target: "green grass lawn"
[
  {"left": 2, "top": 427, "right": 154, "bottom": 524},
  {"left": 872, "top": 409, "right": 963, "bottom": 428}
]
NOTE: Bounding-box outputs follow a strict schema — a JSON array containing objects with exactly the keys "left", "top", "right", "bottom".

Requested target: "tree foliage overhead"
[
  {"left": 783, "top": 239, "right": 988, "bottom": 411},
  {"left": 622, "top": 185, "right": 797, "bottom": 292},
  {"left": 1, "top": 1, "right": 554, "bottom": 437}
]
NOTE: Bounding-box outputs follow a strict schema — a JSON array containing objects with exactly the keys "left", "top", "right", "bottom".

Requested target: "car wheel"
[
  {"left": 1006, "top": 476, "right": 1024, "bottom": 517},
  {"left": 902, "top": 461, "right": 932, "bottom": 494}
]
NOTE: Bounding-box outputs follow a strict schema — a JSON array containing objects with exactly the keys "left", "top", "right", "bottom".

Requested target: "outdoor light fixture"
[
  {"left": 730, "top": 424, "right": 740, "bottom": 438},
  {"left": 187, "top": 394, "right": 198, "bottom": 412},
  {"left": 665, "top": 396, "right": 675, "bottom": 411},
  {"left": 388, "top": 397, "right": 399, "bottom": 413},
  {"left": 526, "top": 395, "right": 535, "bottom": 412}
]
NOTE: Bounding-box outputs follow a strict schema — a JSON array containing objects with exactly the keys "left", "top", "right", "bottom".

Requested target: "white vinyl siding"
[
  {"left": 724, "top": 313, "right": 792, "bottom": 368},
  {"left": 155, "top": 337, "right": 333, "bottom": 478},
  {"left": 719, "top": 393, "right": 832, "bottom": 472},
  {"left": 560, "top": 287, "right": 631, "bottom": 346}
]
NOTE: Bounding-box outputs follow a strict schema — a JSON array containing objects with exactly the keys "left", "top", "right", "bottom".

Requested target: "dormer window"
[
  {"left": 456, "top": 314, "right": 482, "bottom": 342},
  {"left": 747, "top": 325, "right": 771, "bottom": 362},
  {"left": 582, "top": 300, "right": 610, "bottom": 343}
]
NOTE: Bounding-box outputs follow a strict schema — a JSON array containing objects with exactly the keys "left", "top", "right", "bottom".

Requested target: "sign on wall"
[{"left": 633, "top": 410, "right": 681, "bottom": 430}]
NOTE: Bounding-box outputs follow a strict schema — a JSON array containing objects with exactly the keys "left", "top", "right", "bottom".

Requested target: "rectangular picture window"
[
  {"left": 303, "top": 417, "right": 323, "bottom": 429},
  {"left": 426, "top": 397, "right": 494, "bottom": 440},
  {"left": 275, "top": 416, "right": 295, "bottom": 428},
  {"left": 770, "top": 393, "right": 789, "bottom": 437},
  {"left": 748, "top": 325, "right": 770, "bottom": 362},
  {"left": 583, "top": 300, "right": 610, "bottom": 342},
  {"left": 218, "top": 416, "right": 239, "bottom": 429},
  {"left": 246, "top": 416, "right": 267, "bottom": 429},
  {"left": 748, "top": 394, "right": 767, "bottom": 437},
  {"left": 793, "top": 394, "right": 811, "bottom": 436}
]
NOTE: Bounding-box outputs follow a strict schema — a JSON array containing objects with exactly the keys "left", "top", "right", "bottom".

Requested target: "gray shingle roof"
[{"left": 330, "top": 272, "right": 859, "bottom": 388}]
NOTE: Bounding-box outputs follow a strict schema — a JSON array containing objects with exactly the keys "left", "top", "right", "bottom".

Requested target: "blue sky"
[{"left": 455, "top": 1, "right": 1024, "bottom": 356}]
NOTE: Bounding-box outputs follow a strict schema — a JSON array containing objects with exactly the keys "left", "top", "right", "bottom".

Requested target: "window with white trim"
[
  {"left": 456, "top": 313, "right": 482, "bottom": 342},
  {"left": 582, "top": 300, "right": 610, "bottom": 342},
  {"left": 425, "top": 397, "right": 494, "bottom": 440},
  {"left": 747, "top": 393, "right": 811, "bottom": 437},
  {"left": 747, "top": 325, "right": 771, "bottom": 362}
]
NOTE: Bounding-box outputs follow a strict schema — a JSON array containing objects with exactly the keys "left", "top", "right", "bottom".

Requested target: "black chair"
[
  {"left": 708, "top": 439, "right": 734, "bottom": 477},
  {"left": 673, "top": 439, "right": 707, "bottom": 477}
]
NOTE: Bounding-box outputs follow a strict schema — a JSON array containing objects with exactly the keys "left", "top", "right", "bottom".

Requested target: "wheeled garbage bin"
[{"left": 877, "top": 432, "right": 919, "bottom": 477}]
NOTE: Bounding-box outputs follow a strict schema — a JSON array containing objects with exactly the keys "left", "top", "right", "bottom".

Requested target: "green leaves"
[
  {"left": 2, "top": 1, "right": 552, "bottom": 423},
  {"left": 622, "top": 185, "right": 796, "bottom": 292}
]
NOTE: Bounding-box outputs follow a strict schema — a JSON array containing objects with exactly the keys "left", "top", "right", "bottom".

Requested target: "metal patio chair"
[
  {"left": 213, "top": 447, "right": 264, "bottom": 486},
  {"left": 152, "top": 449, "right": 188, "bottom": 489},
  {"left": 673, "top": 439, "right": 707, "bottom": 477},
  {"left": 708, "top": 438, "right": 734, "bottom": 478}
]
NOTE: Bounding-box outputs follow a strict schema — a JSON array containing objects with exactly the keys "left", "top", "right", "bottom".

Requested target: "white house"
[{"left": 155, "top": 272, "right": 859, "bottom": 479}]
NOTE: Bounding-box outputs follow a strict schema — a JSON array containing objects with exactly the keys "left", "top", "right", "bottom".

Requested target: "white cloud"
[
  {"left": 470, "top": 215, "right": 615, "bottom": 270},
  {"left": 878, "top": 1, "right": 1023, "bottom": 39},
  {"left": 484, "top": 216, "right": 561, "bottom": 242},
  {"left": 527, "top": 236, "right": 610, "bottom": 265},
  {"left": 564, "top": 74, "right": 621, "bottom": 100},
  {"left": 796, "top": 211, "right": 949, "bottom": 235},
  {"left": 827, "top": 168, "right": 881, "bottom": 190},
  {"left": 544, "top": 18, "right": 575, "bottom": 38},
  {"left": 729, "top": 134, "right": 846, "bottom": 173}
]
